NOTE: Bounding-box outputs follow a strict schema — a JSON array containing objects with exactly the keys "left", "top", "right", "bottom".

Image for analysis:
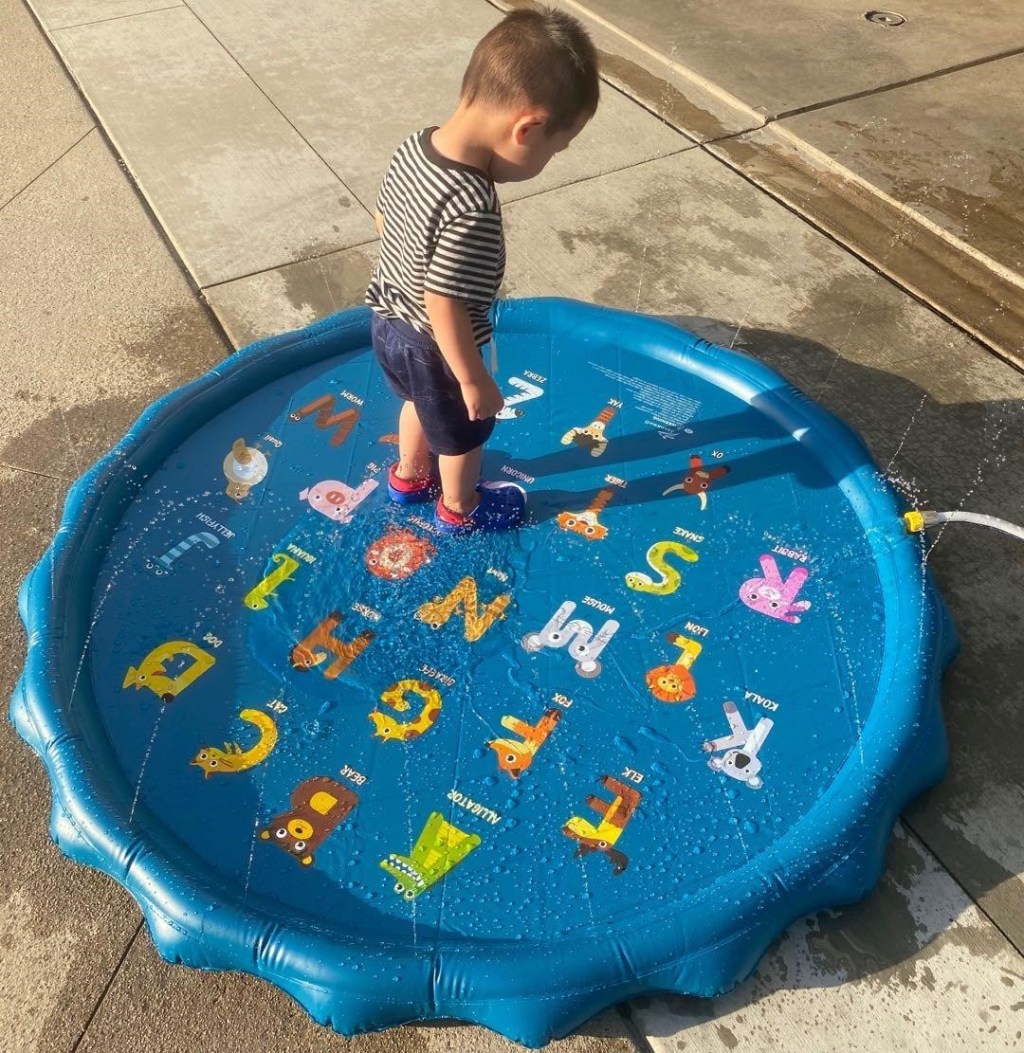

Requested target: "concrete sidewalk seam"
[
  {"left": 31, "top": 3, "right": 183, "bottom": 34},
  {"left": 771, "top": 43, "right": 1024, "bottom": 123},
  {"left": 0, "top": 126, "right": 96, "bottom": 214},
  {"left": 902, "top": 819, "right": 1024, "bottom": 961},
  {"left": 200, "top": 235, "right": 384, "bottom": 294},
  {"left": 68, "top": 921, "right": 144, "bottom": 1053},
  {"left": 753, "top": 123, "right": 1024, "bottom": 293},
  {"left": 615, "top": 1003, "right": 658, "bottom": 1053},
  {"left": 0, "top": 461, "right": 66, "bottom": 482},
  {"left": 507, "top": 143, "right": 696, "bottom": 207}
]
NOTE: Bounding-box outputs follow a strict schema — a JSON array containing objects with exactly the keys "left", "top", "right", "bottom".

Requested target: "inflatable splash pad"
[{"left": 13, "top": 298, "right": 956, "bottom": 1045}]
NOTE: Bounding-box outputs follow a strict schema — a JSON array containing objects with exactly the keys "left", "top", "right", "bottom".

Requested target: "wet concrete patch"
[
  {"left": 501, "top": 149, "right": 978, "bottom": 374},
  {"left": 709, "top": 128, "right": 1024, "bottom": 368},
  {"left": 775, "top": 54, "right": 1024, "bottom": 278},
  {"left": 74, "top": 928, "right": 639, "bottom": 1052},
  {"left": 204, "top": 243, "right": 378, "bottom": 348},
  {"left": 0, "top": 466, "right": 141, "bottom": 1053},
  {"left": 627, "top": 826, "right": 1024, "bottom": 1050}
]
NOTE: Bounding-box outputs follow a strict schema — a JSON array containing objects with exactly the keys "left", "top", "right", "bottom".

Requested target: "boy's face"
[{"left": 489, "top": 110, "right": 589, "bottom": 183}]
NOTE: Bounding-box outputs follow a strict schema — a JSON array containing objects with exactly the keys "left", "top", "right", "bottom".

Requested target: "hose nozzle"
[
  {"left": 903, "top": 510, "right": 943, "bottom": 533},
  {"left": 902, "top": 509, "right": 1024, "bottom": 541}
]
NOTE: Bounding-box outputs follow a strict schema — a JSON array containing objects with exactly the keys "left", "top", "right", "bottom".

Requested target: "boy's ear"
[{"left": 511, "top": 111, "right": 549, "bottom": 145}]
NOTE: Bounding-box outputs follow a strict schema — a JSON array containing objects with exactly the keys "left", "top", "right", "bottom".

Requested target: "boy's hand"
[{"left": 460, "top": 374, "right": 504, "bottom": 421}]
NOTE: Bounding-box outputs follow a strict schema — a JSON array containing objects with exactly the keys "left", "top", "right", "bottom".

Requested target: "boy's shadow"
[
  {"left": 483, "top": 315, "right": 1024, "bottom": 526},
  {"left": 486, "top": 401, "right": 833, "bottom": 522}
]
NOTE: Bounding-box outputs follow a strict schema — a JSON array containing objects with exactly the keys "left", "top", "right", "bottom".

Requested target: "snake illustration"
[
  {"left": 624, "top": 540, "right": 699, "bottom": 595},
  {"left": 191, "top": 708, "right": 278, "bottom": 777}
]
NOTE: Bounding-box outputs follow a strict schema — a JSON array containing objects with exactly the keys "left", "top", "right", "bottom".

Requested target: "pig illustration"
[{"left": 299, "top": 478, "right": 378, "bottom": 524}]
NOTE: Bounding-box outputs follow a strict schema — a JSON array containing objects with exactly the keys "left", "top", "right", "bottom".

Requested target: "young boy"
[{"left": 366, "top": 6, "right": 599, "bottom": 535}]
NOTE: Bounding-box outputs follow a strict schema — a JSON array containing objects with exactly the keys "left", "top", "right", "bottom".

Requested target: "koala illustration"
[
  {"left": 259, "top": 776, "right": 358, "bottom": 866},
  {"left": 702, "top": 701, "right": 773, "bottom": 790}
]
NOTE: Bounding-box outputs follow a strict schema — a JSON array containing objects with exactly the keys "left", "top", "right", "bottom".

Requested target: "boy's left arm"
[{"left": 374, "top": 210, "right": 384, "bottom": 237}]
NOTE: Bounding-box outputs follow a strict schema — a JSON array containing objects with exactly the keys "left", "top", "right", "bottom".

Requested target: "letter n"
[{"left": 415, "top": 576, "right": 510, "bottom": 643}]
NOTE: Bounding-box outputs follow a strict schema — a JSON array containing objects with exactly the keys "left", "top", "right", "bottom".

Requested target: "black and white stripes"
[{"left": 365, "top": 127, "right": 505, "bottom": 348}]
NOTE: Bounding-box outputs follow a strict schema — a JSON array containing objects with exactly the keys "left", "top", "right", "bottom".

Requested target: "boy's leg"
[
  {"left": 438, "top": 446, "right": 482, "bottom": 515},
  {"left": 396, "top": 401, "right": 432, "bottom": 481}
]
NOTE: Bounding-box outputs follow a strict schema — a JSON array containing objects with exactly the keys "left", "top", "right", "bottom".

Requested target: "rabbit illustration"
[{"left": 739, "top": 554, "right": 811, "bottom": 624}]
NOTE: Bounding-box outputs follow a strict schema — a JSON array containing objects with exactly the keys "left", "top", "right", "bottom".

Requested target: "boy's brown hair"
[{"left": 461, "top": 5, "right": 600, "bottom": 134}]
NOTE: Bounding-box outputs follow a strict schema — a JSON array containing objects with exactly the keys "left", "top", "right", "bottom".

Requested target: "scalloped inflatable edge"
[{"left": 10, "top": 298, "right": 958, "bottom": 1048}]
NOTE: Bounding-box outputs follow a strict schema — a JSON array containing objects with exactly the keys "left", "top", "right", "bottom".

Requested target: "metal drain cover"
[{"left": 865, "top": 10, "right": 907, "bottom": 25}]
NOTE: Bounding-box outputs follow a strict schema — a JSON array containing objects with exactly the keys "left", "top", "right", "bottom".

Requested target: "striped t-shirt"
[{"left": 365, "top": 127, "right": 505, "bottom": 348}]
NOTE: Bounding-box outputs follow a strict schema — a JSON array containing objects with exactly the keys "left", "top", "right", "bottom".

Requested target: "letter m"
[{"left": 289, "top": 395, "right": 359, "bottom": 447}]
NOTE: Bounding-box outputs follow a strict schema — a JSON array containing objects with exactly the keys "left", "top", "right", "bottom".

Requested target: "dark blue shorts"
[{"left": 371, "top": 311, "right": 496, "bottom": 457}]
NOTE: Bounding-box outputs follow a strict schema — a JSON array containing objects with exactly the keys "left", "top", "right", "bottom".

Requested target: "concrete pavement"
[
  {"left": 2, "top": 0, "right": 1023, "bottom": 1050},
  {"left": 497, "top": 0, "right": 1024, "bottom": 366}
]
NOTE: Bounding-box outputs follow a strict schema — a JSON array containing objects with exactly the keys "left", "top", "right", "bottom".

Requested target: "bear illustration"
[{"left": 259, "top": 776, "right": 358, "bottom": 866}]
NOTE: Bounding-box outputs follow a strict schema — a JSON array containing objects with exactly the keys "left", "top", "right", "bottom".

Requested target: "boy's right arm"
[{"left": 424, "top": 291, "right": 504, "bottom": 422}]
